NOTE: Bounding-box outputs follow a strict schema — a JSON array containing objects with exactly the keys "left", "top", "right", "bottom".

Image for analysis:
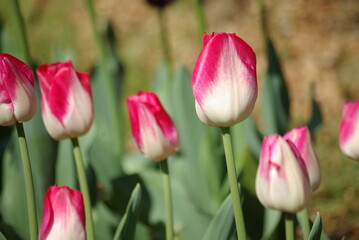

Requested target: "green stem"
[
  {"left": 83, "top": 0, "right": 122, "bottom": 155},
  {"left": 220, "top": 127, "right": 246, "bottom": 240},
  {"left": 299, "top": 208, "right": 310, "bottom": 240},
  {"left": 15, "top": 122, "right": 38, "bottom": 240},
  {"left": 10, "top": 0, "right": 31, "bottom": 65},
  {"left": 285, "top": 213, "right": 295, "bottom": 240},
  {"left": 71, "top": 138, "right": 95, "bottom": 240},
  {"left": 159, "top": 159, "right": 174, "bottom": 240},
  {"left": 193, "top": 0, "right": 206, "bottom": 40},
  {"left": 158, "top": 8, "right": 172, "bottom": 69}
]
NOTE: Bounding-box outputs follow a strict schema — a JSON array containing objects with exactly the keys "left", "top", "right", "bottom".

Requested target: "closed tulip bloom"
[
  {"left": 284, "top": 126, "right": 321, "bottom": 191},
  {"left": 127, "top": 91, "right": 179, "bottom": 162},
  {"left": 256, "top": 135, "right": 311, "bottom": 213},
  {"left": 191, "top": 32, "right": 257, "bottom": 127},
  {"left": 39, "top": 185, "right": 85, "bottom": 240},
  {"left": 339, "top": 100, "right": 359, "bottom": 160},
  {"left": 0, "top": 53, "right": 36, "bottom": 126},
  {"left": 37, "top": 61, "right": 94, "bottom": 140}
]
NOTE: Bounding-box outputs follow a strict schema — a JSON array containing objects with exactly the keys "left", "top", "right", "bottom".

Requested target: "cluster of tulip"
[{"left": 1, "top": 30, "right": 358, "bottom": 239}]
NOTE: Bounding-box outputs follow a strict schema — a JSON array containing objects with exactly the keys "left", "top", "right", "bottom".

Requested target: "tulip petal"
[
  {"left": 339, "top": 100, "right": 359, "bottom": 160},
  {"left": 127, "top": 91, "right": 179, "bottom": 161},
  {"left": 191, "top": 33, "right": 257, "bottom": 127}
]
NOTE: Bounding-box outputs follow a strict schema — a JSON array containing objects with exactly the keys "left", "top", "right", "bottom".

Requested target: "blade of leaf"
[
  {"left": 202, "top": 193, "right": 234, "bottom": 240},
  {"left": 307, "top": 86, "right": 323, "bottom": 134},
  {"left": 113, "top": 184, "right": 142, "bottom": 240},
  {"left": 0, "top": 232, "right": 6, "bottom": 240},
  {"left": 261, "top": 38, "right": 290, "bottom": 135},
  {"left": 261, "top": 209, "right": 282, "bottom": 240},
  {"left": 308, "top": 212, "right": 322, "bottom": 240}
]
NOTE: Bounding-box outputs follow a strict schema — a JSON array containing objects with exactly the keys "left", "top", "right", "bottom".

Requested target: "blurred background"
[{"left": 1, "top": 0, "right": 359, "bottom": 238}]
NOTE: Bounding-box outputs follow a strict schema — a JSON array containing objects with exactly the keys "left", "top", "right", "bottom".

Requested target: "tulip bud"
[
  {"left": 127, "top": 91, "right": 179, "bottom": 162},
  {"left": 0, "top": 53, "right": 36, "bottom": 126},
  {"left": 191, "top": 32, "right": 257, "bottom": 127},
  {"left": 284, "top": 126, "right": 321, "bottom": 191},
  {"left": 39, "top": 185, "right": 85, "bottom": 240},
  {"left": 339, "top": 100, "right": 359, "bottom": 160},
  {"left": 37, "top": 61, "right": 94, "bottom": 140},
  {"left": 146, "top": 0, "right": 175, "bottom": 8},
  {"left": 255, "top": 135, "right": 311, "bottom": 213}
]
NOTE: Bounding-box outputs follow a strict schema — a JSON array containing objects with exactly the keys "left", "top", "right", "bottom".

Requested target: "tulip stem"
[
  {"left": 10, "top": 0, "right": 31, "bottom": 65},
  {"left": 193, "top": 0, "right": 206, "bottom": 40},
  {"left": 159, "top": 159, "right": 174, "bottom": 240},
  {"left": 15, "top": 122, "right": 38, "bottom": 240},
  {"left": 71, "top": 138, "right": 95, "bottom": 240},
  {"left": 285, "top": 213, "right": 295, "bottom": 240},
  {"left": 221, "top": 127, "right": 246, "bottom": 240},
  {"left": 299, "top": 208, "right": 310, "bottom": 239},
  {"left": 83, "top": 0, "right": 123, "bottom": 156},
  {"left": 158, "top": 8, "right": 172, "bottom": 70}
]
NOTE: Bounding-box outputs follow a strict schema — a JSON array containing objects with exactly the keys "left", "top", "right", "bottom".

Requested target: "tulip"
[
  {"left": 191, "top": 32, "right": 257, "bottom": 127},
  {"left": 37, "top": 61, "right": 94, "bottom": 140},
  {"left": 339, "top": 100, "right": 359, "bottom": 160},
  {"left": 146, "top": 0, "right": 175, "bottom": 8},
  {"left": 0, "top": 53, "right": 36, "bottom": 126},
  {"left": 256, "top": 135, "right": 311, "bottom": 213},
  {"left": 284, "top": 126, "right": 321, "bottom": 191},
  {"left": 127, "top": 91, "right": 179, "bottom": 161},
  {"left": 39, "top": 185, "right": 85, "bottom": 240}
]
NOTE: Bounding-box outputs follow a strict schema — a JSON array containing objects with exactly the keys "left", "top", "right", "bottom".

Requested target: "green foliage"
[
  {"left": 202, "top": 193, "right": 234, "bottom": 240},
  {"left": 113, "top": 184, "right": 142, "bottom": 240},
  {"left": 309, "top": 212, "right": 322, "bottom": 240}
]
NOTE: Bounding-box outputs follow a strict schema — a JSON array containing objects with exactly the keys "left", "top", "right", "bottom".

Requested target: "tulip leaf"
[
  {"left": 171, "top": 65, "right": 224, "bottom": 213},
  {"left": 261, "top": 209, "right": 282, "bottom": 240},
  {"left": 0, "top": 232, "right": 5, "bottom": 240},
  {"left": 202, "top": 193, "right": 234, "bottom": 240},
  {"left": 244, "top": 117, "right": 263, "bottom": 160},
  {"left": 55, "top": 140, "right": 77, "bottom": 189},
  {"left": 113, "top": 184, "right": 142, "bottom": 240},
  {"left": 261, "top": 38, "right": 290, "bottom": 135},
  {"left": 307, "top": 89, "right": 323, "bottom": 134},
  {"left": 152, "top": 61, "right": 172, "bottom": 111},
  {"left": 93, "top": 202, "right": 121, "bottom": 240},
  {"left": 308, "top": 212, "right": 322, "bottom": 240}
]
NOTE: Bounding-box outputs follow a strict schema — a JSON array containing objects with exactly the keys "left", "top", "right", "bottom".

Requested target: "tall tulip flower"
[
  {"left": 191, "top": 32, "right": 257, "bottom": 127},
  {"left": 127, "top": 91, "right": 179, "bottom": 162},
  {"left": 0, "top": 53, "right": 36, "bottom": 126},
  {"left": 39, "top": 185, "right": 85, "bottom": 240},
  {"left": 284, "top": 126, "right": 321, "bottom": 191},
  {"left": 36, "top": 61, "right": 94, "bottom": 140},
  {"left": 256, "top": 135, "right": 311, "bottom": 213},
  {"left": 339, "top": 100, "right": 359, "bottom": 160}
]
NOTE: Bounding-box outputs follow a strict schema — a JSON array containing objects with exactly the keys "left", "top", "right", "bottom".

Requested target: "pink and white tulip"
[
  {"left": 127, "top": 91, "right": 179, "bottom": 162},
  {"left": 39, "top": 185, "right": 85, "bottom": 240},
  {"left": 0, "top": 53, "right": 36, "bottom": 126},
  {"left": 284, "top": 126, "right": 321, "bottom": 191},
  {"left": 191, "top": 32, "right": 257, "bottom": 127},
  {"left": 37, "top": 61, "right": 94, "bottom": 140},
  {"left": 339, "top": 100, "right": 359, "bottom": 160},
  {"left": 255, "top": 135, "right": 311, "bottom": 213}
]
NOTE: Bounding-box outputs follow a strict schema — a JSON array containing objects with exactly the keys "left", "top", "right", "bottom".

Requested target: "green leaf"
[
  {"left": 261, "top": 209, "right": 282, "bottom": 240},
  {"left": 0, "top": 232, "right": 6, "bottom": 240},
  {"left": 261, "top": 39, "right": 290, "bottom": 135},
  {"left": 93, "top": 202, "right": 121, "bottom": 240},
  {"left": 244, "top": 117, "right": 263, "bottom": 160},
  {"left": 307, "top": 87, "right": 323, "bottom": 134},
  {"left": 113, "top": 184, "right": 142, "bottom": 240},
  {"left": 202, "top": 193, "right": 234, "bottom": 240},
  {"left": 308, "top": 212, "right": 322, "bottom": 240}
]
